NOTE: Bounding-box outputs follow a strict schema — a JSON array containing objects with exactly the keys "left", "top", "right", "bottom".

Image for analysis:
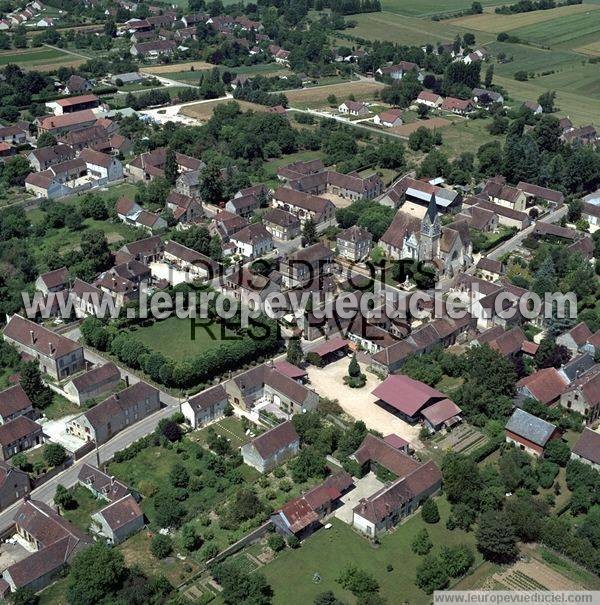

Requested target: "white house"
[
  {"left": 338, "top": 100, "right": 370, "bottom": 116},
  {"left": 416, "top": 91, "right": 444, "bottom": 108},
  {"left": 78, "top": 149, "right": 123, "bottom": 182},
  {"left": 373, "top": 108, "right": 403, "bottom": 128},
  {"left": 181, "top": 384, "right": 229, "bottom": 428},
  {"left": 230, "top": 223, "right": 273, "bottom": 259}
]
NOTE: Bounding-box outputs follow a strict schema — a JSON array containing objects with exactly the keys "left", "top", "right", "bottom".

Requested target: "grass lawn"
[
  {"left": 262, "top": 496, "right": 481, "bottom": 604},
  {"left": 131, "top": 316, "right": 237, "bottom": 362},
  {"left": 38, "top": 577, "right": 69, "bottom": 605},
  {"left": 436, "top": 374, "right": 464, "bottom": 396},
  {"left": 62, "top": 485, "right": 103, "bottom": 533},
  {"left": 43, "top": 393, "right": 81, "bottom": 420},
  {"left": 117, "top": 529, "right": 202, "bottom": 586},
  {"left": 438, "top": 116, "right": 501, "bottom": 160},
  {"left": 192, "top": 416, "right": 251, "bottom": 449},
  {"left": 263, "top": 150, "right": 326, "bottom": 179}
]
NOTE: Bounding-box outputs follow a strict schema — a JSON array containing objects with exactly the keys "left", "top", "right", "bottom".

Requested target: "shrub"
[
  {"left": 150, "top": 534, "right": 173, "bottom": 559},
  {"left": 267, "top": 533, "right": 286, "bottom": 552},
  {"left": 421, "top": 498, "right": 440, "bottom": 523}
]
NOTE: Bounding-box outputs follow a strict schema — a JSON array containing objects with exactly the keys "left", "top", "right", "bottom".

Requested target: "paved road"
[{"left": 0, "top": 345, "right": 181, "bottom": 532}]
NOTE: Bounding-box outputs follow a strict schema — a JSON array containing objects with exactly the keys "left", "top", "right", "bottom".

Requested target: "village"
[{"left": 0, "top": 0, "right": 599, "bottom": 603}]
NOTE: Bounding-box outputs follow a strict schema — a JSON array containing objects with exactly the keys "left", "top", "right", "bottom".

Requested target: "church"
[{"left": 379, "top": 193, "right": 472, "bottom": 278}]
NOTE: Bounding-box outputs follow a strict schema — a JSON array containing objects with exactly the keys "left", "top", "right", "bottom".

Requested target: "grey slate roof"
[{"left": 505, "top": 408, "right": 557, "bottom": 447}]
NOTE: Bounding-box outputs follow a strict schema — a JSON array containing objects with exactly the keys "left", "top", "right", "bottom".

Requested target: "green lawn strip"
[
  {"left": 438, "top": 117, "right": 501, "bottom": 160},
  {"left": 262, "top": 496, "right": 480, "bottom": 605},
  {"left": 534, "top": 546, "right": 600, "bottom": 590}
]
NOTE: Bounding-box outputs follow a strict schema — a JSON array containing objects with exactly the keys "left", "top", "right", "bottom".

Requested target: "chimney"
[
  {"left": 114, "top": 393, "right": 119, "bottom": 400},
  {"left": 30, "top": 330, "right": 35, "bottom": 345},
  {"left": 110, "top": 476, "right": 115, "bottom": 487},
  {"left": 125, "top": 375, "right": 129, "bottom": 386},
  {"left": 48, "top": 342, "right": 54, "bottom": 355}
]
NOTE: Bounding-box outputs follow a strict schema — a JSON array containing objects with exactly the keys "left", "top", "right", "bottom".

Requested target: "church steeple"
[{"left": 420, "top": 192, "right": 440, "bottom": 262}]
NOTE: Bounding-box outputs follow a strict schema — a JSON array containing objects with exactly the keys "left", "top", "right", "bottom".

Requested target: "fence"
[{"left": 206, "top": 520, "right": 273, "bottom": 567}]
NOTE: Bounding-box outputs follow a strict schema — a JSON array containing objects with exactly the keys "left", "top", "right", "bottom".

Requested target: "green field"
[
  {"left": 132, "top": 316, "right": 236, "bottom": 361},
  {"left": 345, "top": 11, "right": 494, "bottom": 46},
  {"left": 438, "top": 116, "right": 502, "bottom": 159},
  {"left": 489, "top": 41, "right": 577, "bottom": 76},
  {"left": 0, "top": 47, "right": 84, "bottom": 70},
  {"left": 510, "top": 8, "right": 600, "bottom": 49},
  {"left": 262, "top": 497, "right": 480, "bottom": 605},
  {"left": 380, "top": 0, "right": 500, "bottom": 17}
]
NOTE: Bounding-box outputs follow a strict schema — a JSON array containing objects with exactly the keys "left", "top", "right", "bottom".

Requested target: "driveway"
[
  {"left": 39, "top": 415, "right": 86, "bottom": 453},
  {"left": 306, "top": 358, "right": 420, "bottom": 444},
  {"left": 334, "top": 472, "right": 384, "bottom": 524}
]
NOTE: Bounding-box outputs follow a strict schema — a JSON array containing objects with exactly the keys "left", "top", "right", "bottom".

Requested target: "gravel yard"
[{"left": 306, "top": 358, "right": 421, "bottom": 445}]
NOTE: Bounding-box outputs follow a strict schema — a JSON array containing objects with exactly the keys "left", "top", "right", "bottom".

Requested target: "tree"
[
  {"left": 290, "top": 446, "right": 327, "bottom": 483},
  {"left": 267, "top": 532, "right": 286, "bottom": 552},
  {"left": 415, "top": 555, "right": 449, "bottom": 594},
  {"left": 314, "top": 591, "right": 344, "bottom": 605},
  {"left": 212, "top": 561, "right": 272, "bottom": 605},
  {"left": 538, "top": 91, "right": 556, "bottom": 113},
  {"left": 154, "top": 488, "right": 186, "bottom": 528},
  {"left": 534, "top": 337, "right": 570, "bottom": 369},
  {"left": 287, "top": 337, "right": 304, "bottom": 366},
  {"left": 505, "top": 493, "right": 548, "bottom": 542},
  {"left": 54, "top": 484, "right": 76, "bottom": 511},
  {"left": 411, "top": 527, "right": 433, "bottom": 555},
  {"left": 180, "top": 523, "right": 201, "bottom": 552},
  {"left": 3, "top": 156, "right": 31, "bottom": 186},
  {"left": 199, "top": 163, "right": 224, "bottom": 204},
  {"left": 20, "top": 361, "right": 53, "bottom": 409},
  {"left": 484, "top": 64, "right": 494, "bottom": 88},
  {"left": 476, "top": 511, "right": 518, "bottom": 563},
  {"left": 169, "top": 462, "right": 190, "bottom": 488},
  {"left": 417, "top": 104, "right": 429, "bottom": 119},
  {"left": 302, "top": 218, "right": 318, "bottom": 247},
  {"left": 440, "top": 544, "right": 474, "bottom": 578},
  {"left": 227, "top": 487, "right": 264, "bottom": 522},
  {"left": 160, "top": 420, "right": 182, "bottom": 442},
  {"left": 151, "top": 534, "right": 173, "bottom": 559},
  {"left": 11, "top": 453, "right": 29, "bottom": 471},
  {"left": 545, "top": 440, "right": 571, "bottom": 467},
  {"left": 44, "top": 443, "right": 67, "bottom": 467},
  {"left": 164, "top": 147, "right": 179, "bottom": 185},
  {"left": 36, "top": 132, "right": 56, "bottom": 148},
  {"left": 67, "top": 542, "right": 127, "bottom": 605},
  {"left": 337, "top": 565, "right": 379, "bottom": 597}
]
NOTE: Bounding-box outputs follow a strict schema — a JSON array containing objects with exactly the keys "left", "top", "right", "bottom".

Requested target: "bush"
[
  {"left": 267, "top": 533, "right": 286, "bottom": 552},
  {"left": 43, "top": 443, "right": 66, "bottom": 468},
  {"left": 412, "top": 528, "right": 433, "bottom": 555},
  {"left": 306, "top": 352, "right": 325, "bottom": 367},
  {"left": 421, "top": 498, "right": 440, "bottom": 523},
  {"left": 150, "top": 534, "right": 173, "bottom": 559},
  {"left": 287, "top": 535, "right": 300, "bottom": 548}
]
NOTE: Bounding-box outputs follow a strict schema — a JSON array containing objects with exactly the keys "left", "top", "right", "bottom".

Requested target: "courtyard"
[
  {"left": 333, "top": 472, "right": 384, "bottom": 524},
  {"left": 306, "top": 357, "right": 421, "bottom": 444}
]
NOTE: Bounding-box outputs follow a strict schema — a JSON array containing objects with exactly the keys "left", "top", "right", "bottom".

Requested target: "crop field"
[
  {"left": 450, "top": 3, "right": 599, "bottom": 34},
  {"left": 168, "top": 62, "right": 289, "bottom": 83},
  {"left": 181, "top": 98, "right": 270, "bottom": 120},
  {"left": 140, "top": 60, "right": 215, "bottom": 74},
  {"left": 510, "top": 7, "right": 600, "bottom": 50},
  {"left": 0, "top": 47, "right": 84, "bottom": 71},
  {"left": 380, "top": 0, "right": 500, "bottom": 17},
  {"left": 488, "top": 41, "right": 577, "bottom": 76},
  {"left": 346, "top": 11, "right": 495, "bottom": 46},
  {"left": 284, "top": 81, "right": 386, "bottom": 108},
  {"left": 494, "top": 73, "right": 600, "bottom": 125}
]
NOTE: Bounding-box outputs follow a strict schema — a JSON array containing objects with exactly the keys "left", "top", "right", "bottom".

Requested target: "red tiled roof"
[
  {"left": 372, "top": 375, "right": 445, "bottom": 417},
  {"left": 273, "top": 361, "right": 307, "bottom": 380},
  {"left": 421, "top": 398, "right": 461, "bottom": 426},
  {"left": 311, "top": 338, "right": 348, "bottom": 357},
  {"left": 56, "top": 94, "right": 99, "bottom": 108},
  {"left": 572, "top": 428, "right": 600, "bottom": 465},
  {"left": 96, "top": 494, "right": 143, "bottom": 530},
  {"left": 517, "top": 368, "right": 568, "bottom": 406}
]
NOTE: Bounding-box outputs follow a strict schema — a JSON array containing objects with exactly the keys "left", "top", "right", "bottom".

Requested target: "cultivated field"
[
  {"left": 494, "top": 73, "right": 600, "bottom": 126},
  {"left": 284, "top": 81, "right": 386, "bottom": 108},
  {"left": 489, "top": 41, "right": 577, "bottom": 76},
  {"left": 389, "top": 116, "right": 451, "bottom": 136},
  {"left": 450, "top": 3, "right": 599, "bottom": 34},
  {"left": 180, "top": 98, "right": 270, "bottom": 120},
  {"left": 0, "top": 47, "right": 84, "bottom": 71},
  {"left": 510, "top": 8, "right": 600, "bottom": 50},
  {"left": 345, "top": 11, "right": 494, "bottom": 46},
  {"left": 140, "top": 60, "right": 215, "bottom": 74},
  {"left": 381, "top": 0, "right": 500, "bottom": 17}
]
